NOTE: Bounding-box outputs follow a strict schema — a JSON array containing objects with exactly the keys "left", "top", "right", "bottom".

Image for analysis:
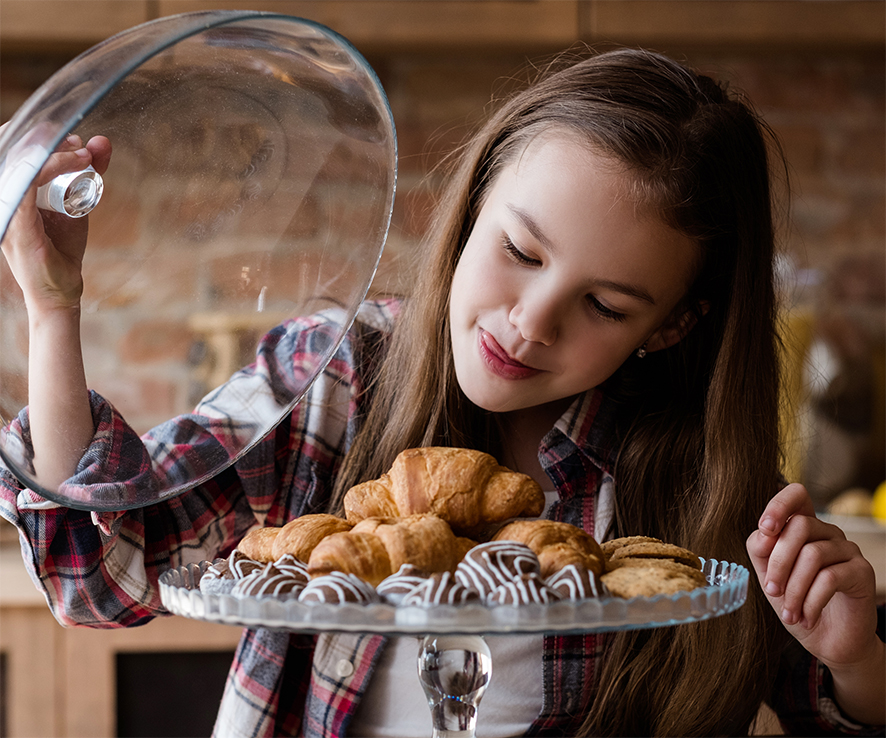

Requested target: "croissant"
[
  {"left": 237, "top": 526, "right": 281, "bottom": 563},
  {"left": 307, "top": 514, "right": 473, "bottom": 586},
  {"left": 307, "top": 531, "right": 393, "bottom": 587},
  {"left": 271, "top": 514, "right": 353, "bottom": 562},
  {"left": 343, "top": 447, "right": 544, "bottom": 538},
  {"left": 492, "top": 519, "right": 605, "bottom": 578},
  {"left": 236, "top": 513, "right": 353, "bottom": 563}
]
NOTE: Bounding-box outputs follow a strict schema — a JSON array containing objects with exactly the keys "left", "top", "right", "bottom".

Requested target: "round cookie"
[
  {"left": 608, "top": 542, "right": 701, "bottom": 570},
  {"left": 601, "top": 565, "right": 703, "bottom": 599},
  {"left": 605, "top": 557, "right": 707, "bottom": 586},
  {"left": 600, "top": 536, "right": 662, "bottom": 559}
]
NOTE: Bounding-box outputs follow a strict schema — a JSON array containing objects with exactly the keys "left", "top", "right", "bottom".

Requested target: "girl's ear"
[{"left": 645, "top": 301, "right": 709, "bottom": 353}]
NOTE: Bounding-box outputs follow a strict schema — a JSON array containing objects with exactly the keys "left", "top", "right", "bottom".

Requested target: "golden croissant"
[
  {"left": 492, "top": 519, "right": 605, "bottom": 578},
  {"left": 307, "top": 513, "right": 473, "bottom": 586},
  {"left": 343, "top": 447, "right": 544, "bottom": 538},
  {"left": 237, "top": 513, "right": 353, "bottom": 563}
]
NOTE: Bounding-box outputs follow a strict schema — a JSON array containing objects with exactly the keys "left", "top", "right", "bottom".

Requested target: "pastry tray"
[{"left": 159, "top": 558, "right": 749, "bottom": 636}]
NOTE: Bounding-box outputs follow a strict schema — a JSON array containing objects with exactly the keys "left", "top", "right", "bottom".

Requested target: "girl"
[{"left": 1, "top": 48, "right": 883, "bottom": 737}]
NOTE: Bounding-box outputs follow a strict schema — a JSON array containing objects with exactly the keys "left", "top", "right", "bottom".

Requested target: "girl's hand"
[
  {"left": 747, "top": 482, "right": 884, "bottom": 725},
  {"left": 0, "top": 133, "right": 111, "bottom": 314}
]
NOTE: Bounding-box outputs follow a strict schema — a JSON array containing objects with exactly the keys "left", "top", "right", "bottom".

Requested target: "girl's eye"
[
  {"left": 502, "top": 237, "right": 540, "bottom": 266},
  {"left": 588, "top": 295, "right": 627, "bottom": 323}
]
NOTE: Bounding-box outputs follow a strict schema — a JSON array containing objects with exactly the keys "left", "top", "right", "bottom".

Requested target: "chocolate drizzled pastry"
[
  {"left": 401, "top": 571, "right": 482, "bottom": 607},
  {"left": 545, "top": 564, "right": 608, "bottom": 600},
  {"left": 454, "top": 541, "right": 540, "bottom": 598},
  {"left": 231, "top": 562, "right": 306, "bottom": 598},
  {"left": 298, "top": 571, "right": 380, "bottom": 604}
]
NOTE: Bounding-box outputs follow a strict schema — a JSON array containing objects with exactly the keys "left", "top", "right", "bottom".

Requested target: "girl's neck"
[{"left": 498, "top": 397, "right": 573, "bottom": 489}]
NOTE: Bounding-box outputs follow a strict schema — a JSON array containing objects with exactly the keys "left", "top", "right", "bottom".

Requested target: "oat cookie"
[
  {"left": 601, "top": 565, "right": 703, "bottom": 599},
  {"left": 605, "top": 557, "right": 707, "bottom": 585},
  {"left": 608, "top": 541, "right": 701, "bottom": 570},
  {"left": 600, "top": 536, "right": 662, "bottom": 559}
]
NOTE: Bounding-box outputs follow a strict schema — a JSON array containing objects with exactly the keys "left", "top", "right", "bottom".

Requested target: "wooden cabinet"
[
  {"left": 1, "top": 1, "right": 883, "bottom": 52},
  {"left": 583, "top": 0, "right": 885, "bottom": 47},
  {"left": 158, "top": 0, "right": 581, "bottom": 50},
  {"left": 0, "top": 1, "right": 151, "bottom": 49},
  {"left": 0, "top": 541, "right": 241, "bottom": 737}
]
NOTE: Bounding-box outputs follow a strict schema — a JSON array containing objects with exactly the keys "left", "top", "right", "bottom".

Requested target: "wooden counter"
[{"left": 0, "top": 539, "right": 241, "bottom": 737}]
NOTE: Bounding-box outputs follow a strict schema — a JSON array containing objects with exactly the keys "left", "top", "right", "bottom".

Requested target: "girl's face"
[{"left": 449, "top": 132, "right": 699, "bottom": 415}]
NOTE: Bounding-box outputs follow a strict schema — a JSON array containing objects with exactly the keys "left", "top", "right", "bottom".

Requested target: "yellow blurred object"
[
  {"left": 872, "top": 481, "right": 886, "bottom": 521},
  {"left": 827, "top": 488, "right": 874, "bottom": 517},
  {"left": 778, "top": 309, "right": 815, "bottom": 485}
]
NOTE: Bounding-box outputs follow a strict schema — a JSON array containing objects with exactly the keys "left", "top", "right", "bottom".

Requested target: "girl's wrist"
[
  {"left": 829, "top": 637, "right": 886, "bottom": 726},
  {"left": 26, "top": 298, "right": 82, "bottom": 327}
]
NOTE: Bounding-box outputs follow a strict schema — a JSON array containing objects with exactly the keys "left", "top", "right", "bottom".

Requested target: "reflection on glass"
[{"left": 0, "top": 11, "right": 397, "bottom": 510}]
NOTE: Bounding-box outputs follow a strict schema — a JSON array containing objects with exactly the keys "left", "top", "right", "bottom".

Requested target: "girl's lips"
[{"left": 478, "top": 330, "right": 539, "bottom": 380}]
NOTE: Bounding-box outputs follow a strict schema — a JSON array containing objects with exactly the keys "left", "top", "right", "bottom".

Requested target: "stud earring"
[{"left": 636, "top": 343, "right": 648, "bottom": 359}]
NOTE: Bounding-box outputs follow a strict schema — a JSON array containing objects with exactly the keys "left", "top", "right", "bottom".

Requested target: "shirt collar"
[{"left": 546, "top": 387, "right": 619, "bottom": 478}]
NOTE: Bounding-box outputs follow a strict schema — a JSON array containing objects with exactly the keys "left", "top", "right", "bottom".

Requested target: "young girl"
[{"left": 1, "top": 48, "right": 883, "bottom": 737}]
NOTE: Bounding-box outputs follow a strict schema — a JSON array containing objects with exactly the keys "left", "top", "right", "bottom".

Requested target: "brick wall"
[{"left": 1, "top": 41, "right": 883, "bottom": 499}]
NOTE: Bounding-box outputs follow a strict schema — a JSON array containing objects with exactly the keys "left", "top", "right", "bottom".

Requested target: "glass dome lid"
[{"left": 0, "top": 11, "right": 397, "bottom": 510}]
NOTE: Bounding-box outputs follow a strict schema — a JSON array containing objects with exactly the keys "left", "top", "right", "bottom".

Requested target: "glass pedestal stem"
[{"left": 418, "top": 635, "right": 492, "bottom": 738}]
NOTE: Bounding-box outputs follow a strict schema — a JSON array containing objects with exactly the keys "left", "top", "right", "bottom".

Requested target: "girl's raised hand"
[
  {"left": 0, "top": 132, "right": 111, "bottom": 314},
  {"left": 747, "top": 482, "right": 885, "bottom": 725}
]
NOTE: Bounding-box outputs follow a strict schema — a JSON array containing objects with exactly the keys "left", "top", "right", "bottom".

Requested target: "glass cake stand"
[{"left": 160, "top": 557, "right": 749, "bottom": 737}]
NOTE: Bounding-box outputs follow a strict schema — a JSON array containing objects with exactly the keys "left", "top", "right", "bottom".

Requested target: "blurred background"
[{"left": 0, "top": 1, "right": 883, "bottom": 736}]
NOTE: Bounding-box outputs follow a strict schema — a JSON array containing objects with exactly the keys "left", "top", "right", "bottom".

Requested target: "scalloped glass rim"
[
  {"left": 159, "top": 558, "right": 750, "bottom": 636},
  {"left": 0, "top": 11, "right": 396, "bottom": 510}
]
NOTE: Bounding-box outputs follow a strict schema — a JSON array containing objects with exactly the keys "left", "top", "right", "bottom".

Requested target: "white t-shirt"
[
  {"left": 348, "top": 486, "right": 614, "bottom": 737},
  {"left": 349, "top": 634, "right": 543, "bottom": 738}
]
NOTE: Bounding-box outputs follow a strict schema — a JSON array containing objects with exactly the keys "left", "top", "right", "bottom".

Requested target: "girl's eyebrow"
[
  {"left": 508, "top": 204, "right": 554, "bottom": 251},
  {"left": 592, "top": 278, "right": 656, "bottom": 305},
  {"left": 506, "top": 203, "right": 657, "bottom": 305}
]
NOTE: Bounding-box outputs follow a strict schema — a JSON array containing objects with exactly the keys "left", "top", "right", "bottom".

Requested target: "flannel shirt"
[{"left": 0, "top": 297, "right": 881, "bottom": 737}]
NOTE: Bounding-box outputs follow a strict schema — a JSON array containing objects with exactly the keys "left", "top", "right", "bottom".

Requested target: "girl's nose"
[{"left": 508, "top": 292, "right": 561, "bottom": 346}]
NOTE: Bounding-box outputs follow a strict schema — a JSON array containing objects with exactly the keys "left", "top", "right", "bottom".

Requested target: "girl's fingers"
[
  {"left": 762, "top": 513, "right": 844, "bottom": 597},
  {"left": 85, "top": 135, "right": 112, "bottom": 175},
  {"left": 747, "top": 525, "right": 777, "bottom": 564},
  {"left": 778, "top": 537, "right": 860, "bottom": 623},
  {"left": 35, "top": 144, "right": 93, "bottom": 188},
  {"left": 796, "top": 557, "right": 874, "bottom": 630},
  {"left": 757, "top": 482, "right": 816, "bottom": 537},
  {"left": 20, "top": 134, "right": 109, "bottom": 191}
]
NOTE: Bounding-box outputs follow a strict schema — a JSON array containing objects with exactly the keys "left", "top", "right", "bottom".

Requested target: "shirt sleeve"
[
  {"left": 770, "top": 603, "right": 885, "bottom": 736},
  {"left": 0, "top": 306, "right": 378, "bottom": 629}
]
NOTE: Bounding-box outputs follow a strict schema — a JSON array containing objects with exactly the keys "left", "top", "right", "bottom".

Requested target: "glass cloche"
[{"left": 0, "top": 11, "right": 397, "bottom": 510}]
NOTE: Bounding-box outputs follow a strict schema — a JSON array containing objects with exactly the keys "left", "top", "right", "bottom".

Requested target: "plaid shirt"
[{"left": 0, "top": 298, "right": 880, "bottom": 737}]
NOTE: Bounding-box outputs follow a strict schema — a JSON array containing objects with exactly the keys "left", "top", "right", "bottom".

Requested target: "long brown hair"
[{"left": 333, "top": 48, "right": 789, "bottom": 735}]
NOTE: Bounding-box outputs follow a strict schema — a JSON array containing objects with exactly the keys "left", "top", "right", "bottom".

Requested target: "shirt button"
[{"left": 336, "top": 659, "right": 355, "bottom": 677}]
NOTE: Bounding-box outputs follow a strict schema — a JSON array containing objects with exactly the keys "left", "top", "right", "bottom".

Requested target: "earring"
[{"left": 636, "top": 343, "right": 648, "bottom": 359}]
